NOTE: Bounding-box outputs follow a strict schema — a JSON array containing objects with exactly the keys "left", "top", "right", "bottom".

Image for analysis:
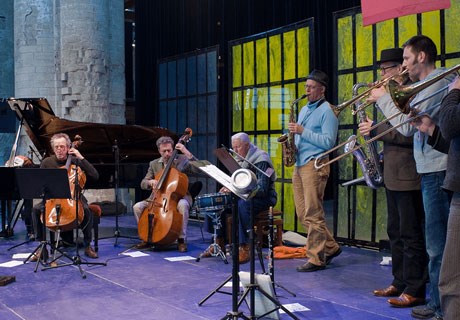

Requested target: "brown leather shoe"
[
  {"left": 177, "top": 238, "right": 187, "bottom": 252},
  {"left": 387, "top": 293, "right": 425, "bottom": 308},
  {"left": 30, "top": 248, "right": 48, "bottom": 262},
  {"left": 84, "top": 246, "right": 98, "bottom": 259},
  {"left": 239, "top": 244, "right": 250, "bottom": 264},
  {"left": 373, "top": 285, "right": 402, "bottom": 297},
  {"left": 135, "top": 242, "right": 151, "bottom": 250}
]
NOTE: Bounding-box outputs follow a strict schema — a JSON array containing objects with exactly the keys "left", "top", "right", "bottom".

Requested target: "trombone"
[
  {"left": 333, "top": 70, "right": 408, "bottom": 117},
  {"left": 314, "top": 63, "right": 460, "bottom": 170}
]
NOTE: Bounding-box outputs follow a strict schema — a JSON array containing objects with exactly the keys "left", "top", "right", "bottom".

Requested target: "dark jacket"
[{"left": 371, "top": 121, "right": 421, "bottom": 191}]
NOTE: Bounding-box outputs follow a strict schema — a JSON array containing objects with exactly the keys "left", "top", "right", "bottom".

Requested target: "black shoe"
[
  {"left": 326, "top": 247, "right": 342, "bottom": 265},
  {"left": 411, "top": 305, "right": 436, "bottom": 319},
  {"left": 296, "top": 262, "right": 325, "bottom": 272}
]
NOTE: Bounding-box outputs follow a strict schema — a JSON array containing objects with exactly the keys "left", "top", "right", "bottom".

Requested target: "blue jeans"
[{"left": 421, "top": 171, "right": 451, "bottom": 316}]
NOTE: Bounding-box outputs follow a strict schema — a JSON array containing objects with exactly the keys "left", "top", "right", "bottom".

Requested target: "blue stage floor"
[{"left": 1, "top": 214, "right": 420, "bottom": 319}]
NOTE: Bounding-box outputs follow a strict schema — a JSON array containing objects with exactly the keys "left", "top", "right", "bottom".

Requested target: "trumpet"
[{"left": 314, "top": 64, "right": 460, "bottom": 170}]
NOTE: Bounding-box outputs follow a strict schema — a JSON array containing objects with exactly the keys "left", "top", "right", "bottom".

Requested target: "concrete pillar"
[
  {"left": 14, "top": 0, "right": 125, "bottom": 123},
  {"left": 0, "top": 0, "right": 15, "bottom": 164}
]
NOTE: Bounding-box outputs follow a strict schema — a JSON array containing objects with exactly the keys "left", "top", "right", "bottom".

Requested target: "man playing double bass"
[
  {"left": 133, "top": 136, "right": 199, "bottom": 252},
  {"left": 31, "top": 133, "right": 99, "bottom": 260}
]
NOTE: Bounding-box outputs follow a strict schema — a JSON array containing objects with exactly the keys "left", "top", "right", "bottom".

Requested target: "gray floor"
[{"left": 0, "top": 213, "right": 421, "bottom": 320}]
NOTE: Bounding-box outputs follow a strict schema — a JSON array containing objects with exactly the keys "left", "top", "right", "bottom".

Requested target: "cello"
[
  {"left": 44, "top": 135, "right": 85, "bottom": 232},
  {"left": 137, "top": 129, "right": 192, "bottom": 245}
]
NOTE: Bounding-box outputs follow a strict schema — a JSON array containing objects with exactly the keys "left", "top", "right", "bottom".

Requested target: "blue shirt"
[{"left": 294, "top": 99, "right": 338, "bottom": 166}]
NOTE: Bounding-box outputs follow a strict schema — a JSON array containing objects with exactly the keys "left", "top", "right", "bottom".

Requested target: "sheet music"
[{"left": 190, "top": 160, "right": 250, "bottom": 200}]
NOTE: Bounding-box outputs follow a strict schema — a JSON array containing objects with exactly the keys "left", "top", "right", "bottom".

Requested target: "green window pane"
[
  {"left": 269, "top": 34, "right": 282, "bottom": 83},
  {"left": 356, "top": 14, "right": 373, "bottom": 68},
  {"left": 421, "top": 11, "right": 441, "bottom": 49},
  {"left": 256, "top": 38, "right": 268, "bottom": 84},
  {"left": 232, "top": 45, "right": 242, "bottom": 88},
  {"left": 337, "top": 16, "right": 353, "bottom": 70},
  {"left": 283, "top": 30, "right": 296, "bottom": 80},
  {"left": 445, "top": 1, "right": 460, "bottom": 53},
  {"left": 297, "top": 27, "right": 310, "bottom": 78},
  {"left": 243, "top": 42, "right": 255, "bottom": 87}
]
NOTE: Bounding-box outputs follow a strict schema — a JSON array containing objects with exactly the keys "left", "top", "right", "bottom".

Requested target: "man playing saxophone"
[
  {"left": 288, "top": 69, "right": 342, "bottom": 272},
  {"left": 359, "top": 48, "right": 427, "bottom": 309}
]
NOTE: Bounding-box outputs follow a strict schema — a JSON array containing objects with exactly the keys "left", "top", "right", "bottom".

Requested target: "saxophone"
[
  {"left": 344, "top": 83, "right": 383, "bottom": 189},
  {"left": 277, "top": 94, "right": 307, "bottom": 167}
]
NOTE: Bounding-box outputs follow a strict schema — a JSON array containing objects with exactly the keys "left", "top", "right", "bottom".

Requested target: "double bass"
[
  {"left": 137, "top": 129, "right": 192, "bottom": 245},
  {"left": 44, "top": 135, "right": 85, "bottom": 231}
]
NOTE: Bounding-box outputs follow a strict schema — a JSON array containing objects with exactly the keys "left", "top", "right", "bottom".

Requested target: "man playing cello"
[{"left": 31, "top": 133, "right": 99, "bottom": 260}]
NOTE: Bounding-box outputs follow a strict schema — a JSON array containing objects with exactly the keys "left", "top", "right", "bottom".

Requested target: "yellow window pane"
[
  {"left": 269, "top": 85, "right": 284, "bottom": 131},
  {"left": 445, "top": 0, "right": 460, "bottom": 53},
  {"left": 243, "top": 42, "right": 254, "bottom": 87},
  {"left": 255, "top": 87, "right": 269, "bottom": 131},
  {"left": 446, "top": 58, "right": 460, "bottom": 67},
  {"left": 232, "top": 45, "right": 242, "bottom": 88},
  {"left": 297, "top": 27, "right": 310, "bottom": 78},
  {"left": 337, "top": 73, "right": 354, "bottom": 124},
  {"left": 232, "top": 90, "right": 242, "bottom": 132},
  {"left": 376, "top": 20, "right": 395, "bottom": 58},
  {"left": 337, "top": 16, "right": 353, "bottom": 70},
  {"left": 397, "top": 15, "right": 417, "bottom": 46},
  {"left": 256, "top": 38, "right": 268, "bottom": 84},
  {"left": 421, "top": 11, "right": 441, "bottom": 49},
  {"left": 356, "top": 14, "right": 373, "bottom": 68},
  {"left": 243, "top": 88, "right": 255, "bottom": 131},
  {"left": 269, "top": 34, "right": 282, "bottom": 82},
  {"left": 282, "top": 182, "right": 297, "bottom": 231},
  {"left": 283, "top": 30, "right": 296, "bottom": 80}
]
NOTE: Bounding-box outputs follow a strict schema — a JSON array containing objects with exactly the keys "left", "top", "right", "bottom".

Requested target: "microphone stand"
[{"left": 100, "top": 140, "right": 137, "bottom": 246}]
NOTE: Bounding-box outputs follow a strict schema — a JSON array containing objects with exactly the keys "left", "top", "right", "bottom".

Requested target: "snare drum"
[{"left": 195, "top": 193, "right": 232, "bottom": 212}]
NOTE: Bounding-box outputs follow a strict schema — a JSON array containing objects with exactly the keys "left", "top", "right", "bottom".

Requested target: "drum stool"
[{"left": 226, "top": 209, "right": 284, "bottom": 248}]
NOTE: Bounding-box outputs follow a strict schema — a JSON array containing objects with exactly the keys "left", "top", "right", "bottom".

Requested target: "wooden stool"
[
  {"left": 89, "top": 203, "right": 102, "bottom": 252},
  {"left": 226, "top": 209, "right": 283, "bottom": 247}
]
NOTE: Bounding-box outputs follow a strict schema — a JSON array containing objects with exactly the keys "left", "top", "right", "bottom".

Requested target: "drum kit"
[{"left": 195, "top": 192, "right": 232, "bottom": 263}]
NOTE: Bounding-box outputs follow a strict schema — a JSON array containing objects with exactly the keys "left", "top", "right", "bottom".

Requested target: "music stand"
[
  {"left": 15, "top": 168, "right": 71, "bottom": 272},
  {"left": 191, "top": 160, "right": 250, "bottom": 319}
]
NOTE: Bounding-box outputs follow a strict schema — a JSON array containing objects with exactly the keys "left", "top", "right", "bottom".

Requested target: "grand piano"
[{"left": 7, "top": 97, "right": 178, "bottom": 191}]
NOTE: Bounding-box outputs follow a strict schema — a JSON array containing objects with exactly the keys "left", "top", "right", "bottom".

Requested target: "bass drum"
[{"left": 195, "top": 192, "right": 232, "bottom": 212}]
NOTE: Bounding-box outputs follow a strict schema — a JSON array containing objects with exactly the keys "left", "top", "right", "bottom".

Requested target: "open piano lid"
[{"left": 7, "top": 97, "right": 178, "bottom": 164}]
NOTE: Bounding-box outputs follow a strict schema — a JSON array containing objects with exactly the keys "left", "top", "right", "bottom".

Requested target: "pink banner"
[{"left": 361, "top": 0, "right": 451, "bottom": 26}]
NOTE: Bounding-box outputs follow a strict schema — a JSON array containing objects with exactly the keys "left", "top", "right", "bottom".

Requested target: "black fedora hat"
[
  {"left": 306, "top": 69, "right": 328, "bottom": 88},
  {"left": 378, "top": 48, "right": 403, "bottom": 64}
]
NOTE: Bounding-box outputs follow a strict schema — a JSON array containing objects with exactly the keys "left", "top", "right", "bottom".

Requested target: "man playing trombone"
[
  {"left": 289, "top": 70, "right": 342, "bottom": 273},
  {"left": 359, "top": 48, "right": 427, "bottom": 308},
  {"left": 365, "top": 35, "right": 453, "bottom": 319}
]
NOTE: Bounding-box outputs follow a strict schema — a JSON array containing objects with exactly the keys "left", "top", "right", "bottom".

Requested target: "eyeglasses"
[
  {"left": 304, "top": 84, "right": 319, "bottom": 90},
  {"left": 379, "top": 65, "right": 398, "bottom": 73}
]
